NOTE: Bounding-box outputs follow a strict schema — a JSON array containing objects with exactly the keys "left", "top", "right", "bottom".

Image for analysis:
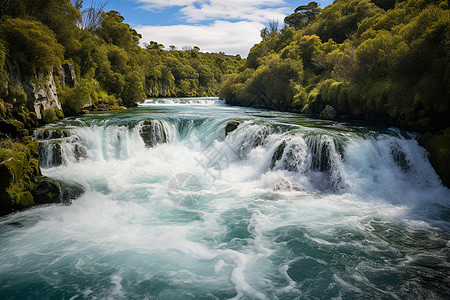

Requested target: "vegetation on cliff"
[
  {"left": 220, "top": 0, "right": 449, "bottom": 133},
  {"left": 0, "top": 0, "right": 243, "bottom": 118}
]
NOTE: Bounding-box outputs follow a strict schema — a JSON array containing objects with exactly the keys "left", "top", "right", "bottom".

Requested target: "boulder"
[
  {"left": 32, "top": 176, "right": 60, "bottom": 204},
  {"left": 140, "top": 119, "right": 169, "bottom": 148},
  {"left": 225, "top": 121, "right": 239, "bottom": 136},
  {"left": 319, "top": 105, "right": 336, "bottom": 120},
  {"left": 270, "top": 141, "right": 287, "bottom": 169},
  {"left": 58, "top": 180, "right": 85, "bottom": 203},
  {"left": 420, "top": 128, "right": 450, "bottom": 187},
  {"left": 37, "top": 141, "right": 63, "bottom": 167}
]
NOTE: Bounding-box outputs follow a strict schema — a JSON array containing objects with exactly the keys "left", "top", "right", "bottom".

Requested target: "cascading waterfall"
[
  {"left": 141, "top": 97, "right": 225, "bottom": 105},
  {"left": 1, "top": 98, "right": 449, "bottom": 299}
]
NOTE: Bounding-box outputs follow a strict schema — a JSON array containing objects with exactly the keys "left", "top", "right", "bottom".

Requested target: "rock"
[
  {"left": 319, "top": 105, "right": 336, "bottom": 120},
  {"left": 40, "top": 129, "right": 50, "bottom": 140},
  {"left": 36, "top": 129, "right": 63, "bottom": 140},
  {"left": 58, "top": 180, "right": 85, "bottom": 203},
  {"left": 74, "top": 144, "right": 87, "bottom": 161},
  {"left": 60, "top": 63, "right": 77, "bottom": 88},
  {"left": 307, "top": 136, "right": 332, "bottom": 172},
  {"left": 50, "top": 142, "right": 63, "bottom": 166},
  {"left": 0, "top": 138, "right": 41, "bottom": 215},
  {"left": 140, "top": 119, "right": 169, "bottom": 148},
  {"left": 37, "top": 141, "right": 63, "bottom": 167},
  {"left": 0, "top": 118, "right": 27, "bottom": 138},
  {"left": 16, "top": 191, "right": 34, "bottom": 208},
  {"left": 32, "top": 176, "right": 60, "bottom": 204},
  {"left": 23, "top": 72, "right": 63, "bottom": 120},
  {"left": 51, "top": 129, "right": 63, "bottom": 139},
  {"left": 270, "top": 141, "right": 287, "bottom": 169},
  {"left": 225, "top": 121, "right": 239, "bottom": 136},
  {"left": 0, "top": 159, "right": 15, "bottom": 189},
  {"left": 390, "top": 144, "right": 410, "bottom": 173},
  {"left": 420, "top": 128, "right": 450, "bottom": 187}
]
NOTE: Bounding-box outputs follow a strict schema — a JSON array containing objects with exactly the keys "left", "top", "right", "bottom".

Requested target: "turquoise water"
[{"left": 1, "top": 98, "right": 449, "bottom": 299}]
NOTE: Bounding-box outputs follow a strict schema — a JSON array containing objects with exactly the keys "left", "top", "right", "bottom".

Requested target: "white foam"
[{"left": 2, "top": 101, "right": 449, "bottom": 298}]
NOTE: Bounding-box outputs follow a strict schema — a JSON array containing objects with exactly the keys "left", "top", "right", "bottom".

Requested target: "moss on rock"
[
  {"left": 32, "top": 176, "right": 60, "bottom": 204},
  {"left": 0, "top": 118, "right": 28, "bottom": 138},
  {"left": 0, "top": 137, "right": 42, "bottom": 215}
]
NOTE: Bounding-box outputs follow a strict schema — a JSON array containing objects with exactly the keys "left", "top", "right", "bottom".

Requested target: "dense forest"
[
  {"left": 0, "top": 0, "right": 243, "bottom": 120},
  {"left": 220, "top": 0, "right": 448, "bottom": 133}
]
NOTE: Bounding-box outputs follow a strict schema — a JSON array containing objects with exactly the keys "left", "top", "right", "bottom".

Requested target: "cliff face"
[
  {"left": 0, "top": 62, "right": 77, "bottom": 215},
  {"left": 59, "top": 63, "right": 77, "bottom": 88},
  {"left": 23, "top": 71, "right": 62, "bottom": 119},
  {"left": 4, "top": 60, "right": 66, "bottom": 122}
]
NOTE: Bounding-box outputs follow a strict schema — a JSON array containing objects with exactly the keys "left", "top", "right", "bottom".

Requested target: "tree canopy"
[
  {"left": 220, "top": 0, "right": 450, "bottom": 132},
  {"left": 284, "top": 2, "right": 322, "bottom": 29},
  {"left": 0, "top": 1, "right": 243, "bottom": 116}
]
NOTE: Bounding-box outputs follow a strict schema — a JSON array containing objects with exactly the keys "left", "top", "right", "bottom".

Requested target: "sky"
[{"left": 93, "top": 0, "right": 333, "bottom": 57}]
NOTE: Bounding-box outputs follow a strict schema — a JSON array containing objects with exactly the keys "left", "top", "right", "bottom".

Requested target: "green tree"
[
  {"left": 147, "top": 41, "right": 164, "bottom": 50},
  {"left": 284, "top": 2, "right": 321, "bottom": 29},
  {"left": 0, "top": 18, "right": 64, "bottom": 74},
  {"left": 98, "top": 11, "right": 141, "bottom": 51},
  {"left": 121, "top": 71, "right": 145, "bottom": 106},
  {"left": 73, "top": 0, "right": 83, "bottom": 11},
  {"left": 0, "top": 0, "right": 81, "bottom": 56}
]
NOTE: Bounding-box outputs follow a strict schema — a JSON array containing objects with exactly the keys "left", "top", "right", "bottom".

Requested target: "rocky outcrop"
[
  {"left": 3, "top": 60, "right": 69, "bottom": 122},
  {"left": 0, "top": 137, "right": 61, "bottom": 215},
  {"left": 140, "top": 119, "right": 170, "bottom": 148},
  {"left": 270, "top": 140, "right": 287, "bottom": 169},
  {"left": 59, "top": 63, "right": 77, "bottom": 88},
  {"left": 319, "top": 105, "right": 336, "bottom": 120},
  {"left": 23, "top": 72, "right": 62, "bottom": 120},
  {"left": 32, "top": 176, "right": 60, "bottom": 205},
  {"left": 225, "top": 121, "right": 239, "bottom": 135}
]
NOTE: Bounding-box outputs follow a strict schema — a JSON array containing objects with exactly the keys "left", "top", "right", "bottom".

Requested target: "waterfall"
[
  {"left": 34, "top": 118, "right": 444, "bottom": 195},
  {"left": 3, "top": 99, "right": 449, "bottom": 299}
]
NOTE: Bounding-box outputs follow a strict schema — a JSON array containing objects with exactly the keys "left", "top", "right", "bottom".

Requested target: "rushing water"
[{"left": 1, "top": 97, "right": 449, "bottom": 299}]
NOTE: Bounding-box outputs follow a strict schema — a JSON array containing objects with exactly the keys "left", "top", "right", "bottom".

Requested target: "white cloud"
[
  {"left": 137, "top": 0, "right": 290, "bottom": 23},
  {"left": 133, "top": 0, "right": 300, "bottom": 56},
  {"left": 136, "top": 20, "right": 264, "bottom": 56}
]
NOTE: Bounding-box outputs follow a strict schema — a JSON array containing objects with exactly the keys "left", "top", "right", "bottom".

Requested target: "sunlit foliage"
[{"left": 220, "top": 0, "right": 449, "bottom": 132}]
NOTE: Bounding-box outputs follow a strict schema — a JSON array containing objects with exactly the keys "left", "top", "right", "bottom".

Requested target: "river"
[{"left": 1, "top": 97, "right": 449, "bottom": 299}]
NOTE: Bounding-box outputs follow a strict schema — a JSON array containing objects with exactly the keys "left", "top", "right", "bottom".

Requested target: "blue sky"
[{"left": 92, "top": 0, "right": 333, "bottom": 56}]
